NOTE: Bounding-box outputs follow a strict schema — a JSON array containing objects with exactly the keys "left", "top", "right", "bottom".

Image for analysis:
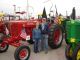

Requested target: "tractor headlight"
[{"left": 70, "top": 38, "right": 76, "bottom": 43}]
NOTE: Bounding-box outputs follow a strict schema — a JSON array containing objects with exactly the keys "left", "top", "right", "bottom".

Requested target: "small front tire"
[
  {"left": 14, "top": 45, "right": 30, "bottom": 60},
  {"left": 65, "top": 45, "right": 72, "bottom": 60},
  {"left": 72, "top": 44, "right": 80, "bottom": 60},
  {"left": 0, "top": 43, "right": 9, "bottom": 53}
]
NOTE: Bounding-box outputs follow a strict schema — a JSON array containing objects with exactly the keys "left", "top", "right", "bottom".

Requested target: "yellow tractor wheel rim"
[
  {"left": 69, "top": 48, "right": 73, "bottom": 57},
  {"left": 77, "top": 50, "right": 80, "bottom": 60}
]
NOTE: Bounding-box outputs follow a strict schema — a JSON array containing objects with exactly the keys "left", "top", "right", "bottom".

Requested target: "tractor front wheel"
[
  {"left": 14, "top": 45, "right": 30, "bottom": 60},
  {"left": 72, "top": 44, "right": 80, "bottom": 60},
  {"left": 0, "top": 43, "right": 9, "bottom": 53},
  {"left": 48, "top": 24, "right": 63, "bottom": 49},
  {"left": 65, "top": 45, "right": 72, "bottom": 60}
]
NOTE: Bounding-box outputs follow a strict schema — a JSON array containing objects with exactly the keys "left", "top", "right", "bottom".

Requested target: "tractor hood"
[
  {"left": 5, "top": 20, "right": 40, "bottom": 36},
  {"left": 66, "top": 19, "right": 80, "bottom": 43}
]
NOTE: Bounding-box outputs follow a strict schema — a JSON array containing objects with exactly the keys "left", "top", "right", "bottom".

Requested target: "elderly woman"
[{"left": 32, "top": 22, "right": 41, "bottom": 53}]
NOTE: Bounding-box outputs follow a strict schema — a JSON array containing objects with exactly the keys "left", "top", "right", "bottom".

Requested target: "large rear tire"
[
  {"left": 14, "top": 45, "right": 30, "bottom": 60},
  {"left": 48, "top": 24, "right": 63, "bottom": 49}
]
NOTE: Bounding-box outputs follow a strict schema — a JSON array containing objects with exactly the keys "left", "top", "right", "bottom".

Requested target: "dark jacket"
[{"left": 39, "top": 23, "right": 50, "bottom": 34}]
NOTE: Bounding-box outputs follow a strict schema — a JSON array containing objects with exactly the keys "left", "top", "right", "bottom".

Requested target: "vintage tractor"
[
  {"left": 0, "top": 16, "right": 31, "bottom": 60},
  {"left": 65, "top": 20, "right": 80, "bottom": 60}
]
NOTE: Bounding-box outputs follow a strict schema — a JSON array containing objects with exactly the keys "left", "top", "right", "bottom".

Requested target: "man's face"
[{"left": 42, "top": 18, "right": 46, "bottom": 23}]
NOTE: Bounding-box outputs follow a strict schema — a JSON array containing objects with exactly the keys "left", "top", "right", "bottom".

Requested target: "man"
[{"left": 40, "top": 18, "right": 49, "bottom": 53}]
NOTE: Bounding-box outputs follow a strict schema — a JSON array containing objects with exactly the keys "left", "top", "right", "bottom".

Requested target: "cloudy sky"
[{"left": 0, "top": 0, "right": 80, "bottom": 18}]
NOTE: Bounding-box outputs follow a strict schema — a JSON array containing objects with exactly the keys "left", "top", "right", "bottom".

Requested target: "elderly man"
[{"left": 40, "top": 18, "right": 49, "bottom": 53}]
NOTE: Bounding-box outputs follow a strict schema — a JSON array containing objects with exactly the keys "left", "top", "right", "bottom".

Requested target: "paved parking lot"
[{"left": 0, "top": 40, "right": 67, "bottom": 60}]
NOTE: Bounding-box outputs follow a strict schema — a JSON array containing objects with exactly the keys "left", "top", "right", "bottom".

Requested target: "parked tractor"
[
  {"left": 0, "top": 16, "right": 31, "bottom": 60},
  {"left": 65, "top": 19, "right": 80, "bottom": 60}
]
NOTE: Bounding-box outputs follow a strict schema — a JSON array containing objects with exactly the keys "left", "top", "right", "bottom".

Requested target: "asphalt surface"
[{"left": 0, "top": 40, "right": 67, "bottom": 60}]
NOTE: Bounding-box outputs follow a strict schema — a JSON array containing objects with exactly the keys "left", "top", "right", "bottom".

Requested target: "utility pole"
[
  {"left": 66, "top": 11, "right": 68, "bottom": 17},
  {"left": 55, "top": 5, "right": 58, "bottom": 16},
  {"left": 27, "top": 0, "right": 29, "bottom": 19},
  {"left": 18, "top": 7, "right": 20, "bottom": 12},
  {"left": 13, "top": 5, "right": 16, "bottom": 15}
]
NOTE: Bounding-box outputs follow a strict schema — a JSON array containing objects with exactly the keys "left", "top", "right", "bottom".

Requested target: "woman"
[{"left": 32, "top": 22, "right": 41, "bottom": 53}]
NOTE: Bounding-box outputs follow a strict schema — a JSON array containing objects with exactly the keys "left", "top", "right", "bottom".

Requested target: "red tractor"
[
  {"left": 0, "top": 16, "right": 31, "bottom": 60},
  {"left": 0, "top": 15, "right": 64, "bottom": 60}
]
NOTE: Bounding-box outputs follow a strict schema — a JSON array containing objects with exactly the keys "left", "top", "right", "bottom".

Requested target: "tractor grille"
[{"left": 66, "top": 20, "right": 80, "bottom": 41}]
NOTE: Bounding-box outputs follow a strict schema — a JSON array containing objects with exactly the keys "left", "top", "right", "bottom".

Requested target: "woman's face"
[{"left": 36, "top": 22, "right": 39, "bottom": 28}]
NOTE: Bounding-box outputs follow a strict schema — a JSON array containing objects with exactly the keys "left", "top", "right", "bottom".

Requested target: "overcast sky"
[{"left": 0, "top": 0, "right": 80, "bottom": 17}]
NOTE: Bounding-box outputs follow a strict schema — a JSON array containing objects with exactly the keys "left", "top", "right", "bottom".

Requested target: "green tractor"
[{"left": 65, "top": 19, "right": 80, "bottom": 60}]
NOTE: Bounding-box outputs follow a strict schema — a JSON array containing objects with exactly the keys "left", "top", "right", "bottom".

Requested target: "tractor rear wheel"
[{"left": 48, "top": 24, "right": 63, "bottom": 49}]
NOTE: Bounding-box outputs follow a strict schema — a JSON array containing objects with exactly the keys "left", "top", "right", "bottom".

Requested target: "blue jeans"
[
  {"left": 41, "top": 34, "right": 48, "bottom": 52},
  {"left": 34, "top": 39, "right": 41, "bottom": 53}
]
